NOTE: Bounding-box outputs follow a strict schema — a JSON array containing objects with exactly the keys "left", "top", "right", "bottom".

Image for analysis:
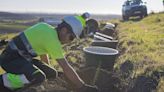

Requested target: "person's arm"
[
  {"left": 40, "top": 54, "right": 50, "bottom": 65},
  {"left": 57, "top": 58, "right": 84, "bottom": 88}
]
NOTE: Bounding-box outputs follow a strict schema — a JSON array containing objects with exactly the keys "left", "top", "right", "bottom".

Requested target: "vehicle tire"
[
  {"left": 144, "top": 12, "right": 148, "bottom": 17},
  {"left": 123, "top": 15, "right": 129, "bottom": 21},
  {"left": 140, "top": 15, "right": 143, "bottom": 19}
]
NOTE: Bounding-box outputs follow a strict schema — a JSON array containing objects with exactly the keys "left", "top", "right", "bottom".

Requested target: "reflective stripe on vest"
[
  {"left": 8, "top": 40, "right": 32, "bottom": 61},
  {"left": 2, "top": 73, "right": 30, "bottom": 90},
  {"left": 8, "top": 33, "right": 37, "bottom": 61},
  {"left": 19, "top": 33, "right": 37, "bottom": 57}
]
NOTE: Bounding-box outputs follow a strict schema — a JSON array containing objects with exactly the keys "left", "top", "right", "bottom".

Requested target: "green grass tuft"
[{"left": 116, "top": 13, "right": 164, "bottom": 91}]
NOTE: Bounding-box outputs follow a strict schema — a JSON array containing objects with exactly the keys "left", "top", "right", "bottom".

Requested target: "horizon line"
[{"left": 0, "top": 10, "right": 122, "bottom": 15}]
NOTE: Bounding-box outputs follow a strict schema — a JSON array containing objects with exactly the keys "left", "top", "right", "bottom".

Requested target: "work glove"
[{"left": 78, "top": 84, "right": 99, "bottom": 92}]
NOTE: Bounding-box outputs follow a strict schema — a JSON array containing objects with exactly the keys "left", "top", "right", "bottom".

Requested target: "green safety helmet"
[{"left": 63, "top": 16, "right": 83, "bottom": 38}]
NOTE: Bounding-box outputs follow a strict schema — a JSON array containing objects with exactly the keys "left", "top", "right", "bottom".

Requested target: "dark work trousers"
[{"left": 0, "top": 45, "right": 58, "bottom": 91}]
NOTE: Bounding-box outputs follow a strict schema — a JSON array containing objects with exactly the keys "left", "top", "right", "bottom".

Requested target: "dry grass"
[{"left": 115, "top": 13, "right": 164, "bottom": 91}]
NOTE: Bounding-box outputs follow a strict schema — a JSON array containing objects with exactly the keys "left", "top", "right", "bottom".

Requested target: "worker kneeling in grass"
[{"left": 0, "top": 16, "right": 98, "bottom": 92}]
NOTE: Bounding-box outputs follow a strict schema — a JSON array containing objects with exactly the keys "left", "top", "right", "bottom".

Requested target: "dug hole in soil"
[
  {"left": 13, "top": 23, "right": 163, "bottom": 92},
  {"left": 15, "top": 24, "right": 122, "bottom": 92},
  {"left": 77, "top": 67, "right": 121, "bottom": 92}
]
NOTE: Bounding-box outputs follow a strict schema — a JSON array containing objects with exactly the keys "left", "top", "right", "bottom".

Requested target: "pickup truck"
[{"left": 122, "top": 0, "right": 148, "bottom": 20}]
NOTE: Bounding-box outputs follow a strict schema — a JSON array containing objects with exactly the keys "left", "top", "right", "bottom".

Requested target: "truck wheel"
[
  {"left": 123, "top": 16, "right": 129, "bottom": 21},
  {"left": 140, "top": 15, "right": 143, "bottom": 19},
  {"left": 144, "top": 13, "right": 148, "bottom": 17}
]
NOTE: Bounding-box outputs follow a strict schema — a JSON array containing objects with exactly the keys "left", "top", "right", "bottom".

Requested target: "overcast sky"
[{"left": 0, "top": 0, "right": 163, "bottom": 14}]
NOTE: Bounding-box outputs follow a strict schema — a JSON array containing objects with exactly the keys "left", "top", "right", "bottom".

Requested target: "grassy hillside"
[
  {"left": 0, "top": 18, "right": 38, "bottom": 34},
  {"left": 0, "top": 22, "right": 29, "bottom": 32},
  {"left": 0, "top": 13, "right": 163, "bottom": 92},
  {"left": 116, "top": 13, "right": 164, "bottom": 91}
]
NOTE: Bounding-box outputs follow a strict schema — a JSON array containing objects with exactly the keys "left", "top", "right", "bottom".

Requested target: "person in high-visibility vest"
[
  {"left": 81, "top": 12, "right": 91, "bottom": 20},
  {"left": 0, "top": 16, "right": 98, "bottom": 92},
  {"left": 75, "top": 12, "right": 91, "bottom": 28},
  {"left": 76, "top": 12, "right": 92, "bottom": 38}
]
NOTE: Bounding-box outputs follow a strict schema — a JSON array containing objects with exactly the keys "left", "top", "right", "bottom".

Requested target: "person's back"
[{"left": 24, "top": 22, "right": 63, "bottom": 59}]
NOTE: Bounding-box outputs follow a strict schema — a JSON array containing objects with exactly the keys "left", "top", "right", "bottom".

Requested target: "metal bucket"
[
  {"left": 91, "top": 40, "right": 118, "bottom": 49},
  {"left": 83, "top": 46, "right": 119, "bottom": 71}
]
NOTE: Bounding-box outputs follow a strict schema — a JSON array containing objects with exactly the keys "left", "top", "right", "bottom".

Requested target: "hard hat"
[
  {"left": 82, "top": 12, "right": 91, "bottom": 19},
  {"left": 63, "top": 16, "right": 83, "bottom": 38}
]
